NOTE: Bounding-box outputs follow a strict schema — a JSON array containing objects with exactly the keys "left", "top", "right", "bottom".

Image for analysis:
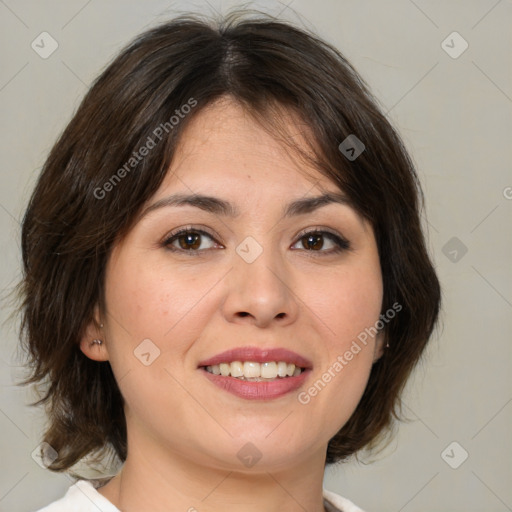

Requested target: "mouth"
[{"left": 197, "top": 347, "right": 312, "bottom": 399}]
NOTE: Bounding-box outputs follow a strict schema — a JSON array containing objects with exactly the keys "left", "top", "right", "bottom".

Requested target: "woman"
[{"left": 17, "top": 10, "right": 440, "bottom": 512}]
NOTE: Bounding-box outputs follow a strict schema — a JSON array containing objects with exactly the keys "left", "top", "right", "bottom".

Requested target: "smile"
[
  {"left": 203, "top": 361, "right": 305, "bottom": 380},
  {"left": 197, "top": 346, "right": 312, "bottom": 399}
]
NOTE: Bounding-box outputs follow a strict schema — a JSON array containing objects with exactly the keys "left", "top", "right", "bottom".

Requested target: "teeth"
[
  {"left": 211, "top": 365, "right": 221, "bottom": 375},
  {"left": 260, "top": 362, "right": 277, "bottom": 379},
  {"left": 244, "top": 361, "right": 260, "bottom": 378},
  {"left": 230, "top": 361, "right": 244, "bottom": 377},
  {"left": 205, "top": 361, "right": 304, "bottom": 380},
  {"left": 277, "top": 361, "right": 288, "bottom": 377},
  {"left": 219, "top": 363, "right": 230, "bottom": 376}
]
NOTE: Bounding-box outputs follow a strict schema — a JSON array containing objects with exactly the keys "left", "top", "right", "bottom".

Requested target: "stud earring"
[{"left": 91, "top": 339, "right": 103, "bottom": 346}]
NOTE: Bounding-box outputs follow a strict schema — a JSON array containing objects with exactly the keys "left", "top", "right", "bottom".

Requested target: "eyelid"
[
  {"left": 293, "top": 225, "right": 346, "bottom": 241},
  {"left": 291, "top": 226, "right": 351, "bottom": 252},
  {"left": 294, "top": 226, "right": 348, "bottom": 241},
  {"left": 162, "top": 225, "right": 224, "bottom": 249},
  {"left": 162, "top": 225, "right": 350, "bottom": 253}
]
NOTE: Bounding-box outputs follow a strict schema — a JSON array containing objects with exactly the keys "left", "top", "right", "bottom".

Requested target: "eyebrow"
[{"left": 138, "top": 191, "right": 352, "bottom": 221}]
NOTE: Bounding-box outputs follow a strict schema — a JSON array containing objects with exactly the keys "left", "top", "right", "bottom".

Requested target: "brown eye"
[
  {"left": 302, "top": 233, "right": 325, "bottom": 250},
  {"left": 177, "top": 232, "right": 202, "bottom": 250},
  {"left": 164, "top": 229, "right": 218, "bottom": 252},
  {"left": 292, "top": 230, "right": 350, "bottom": 254}
]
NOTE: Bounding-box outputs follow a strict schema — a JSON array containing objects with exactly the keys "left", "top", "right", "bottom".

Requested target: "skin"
[{"left": 81, "top": 97, "right": 384, "bottom": 512}]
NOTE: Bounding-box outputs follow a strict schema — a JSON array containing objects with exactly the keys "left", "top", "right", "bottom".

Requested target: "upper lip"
[{"left": 198, "top": 347, "right": 313, "bottom": 369}]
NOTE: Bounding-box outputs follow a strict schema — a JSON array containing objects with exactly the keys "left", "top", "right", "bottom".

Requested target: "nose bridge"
[{"left": 222, "top": 233, "right": 299, "bottom": 326}]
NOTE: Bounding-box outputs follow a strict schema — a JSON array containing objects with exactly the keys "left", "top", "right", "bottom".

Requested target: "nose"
[{"left": 221, "top": 242, "right": 300, "bottom": 328}]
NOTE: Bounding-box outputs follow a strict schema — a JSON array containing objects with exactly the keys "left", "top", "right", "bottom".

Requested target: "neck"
[{"left": 98, "top": 429, "right": 328, "bottom": 512}]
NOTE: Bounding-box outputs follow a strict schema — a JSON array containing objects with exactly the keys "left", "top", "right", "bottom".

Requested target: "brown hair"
[{"left": 15, "top": 10, "right": 440, "bottom": 472}]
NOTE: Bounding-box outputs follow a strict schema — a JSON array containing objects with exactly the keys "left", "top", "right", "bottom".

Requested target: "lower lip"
[{"left": 200, "top": 368, "right": 311, "bottom": 400}]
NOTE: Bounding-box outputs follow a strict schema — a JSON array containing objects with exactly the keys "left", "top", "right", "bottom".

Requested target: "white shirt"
[{"left": 34, "top": 480, "right": 365, "bottom": 512}]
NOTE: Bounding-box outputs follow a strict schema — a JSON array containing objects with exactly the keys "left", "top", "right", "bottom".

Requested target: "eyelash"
[{"left": 162, "top": 226, "right": 350, "bottom": 256}]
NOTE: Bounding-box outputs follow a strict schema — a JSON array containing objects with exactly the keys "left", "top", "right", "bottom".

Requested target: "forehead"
[{"left": 161, "top": 97, "right": 338, "bottom": 195}]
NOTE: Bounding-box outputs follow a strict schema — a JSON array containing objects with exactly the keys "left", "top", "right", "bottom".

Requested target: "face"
[{"left": 82, "top": 97, "right": 384, "bottom": 472}]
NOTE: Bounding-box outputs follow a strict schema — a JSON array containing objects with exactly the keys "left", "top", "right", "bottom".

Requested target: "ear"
[
  {"left": 79, "top": 305, "right": 110, "bottom": 362},
  {"left": 372, "top": 329, "right": 386, "bottom": 363}
]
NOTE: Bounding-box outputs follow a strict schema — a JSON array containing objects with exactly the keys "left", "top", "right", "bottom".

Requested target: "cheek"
[
  {"left": 105, "top": 255, "right": 208, "bottom": 337},
  {"left": 103, "top": 256, "right": 207, "bottom": 415},
  {"left": 312, "top": 261, "right": 383, "bottom": 349},
  {"left": 300, "top": 259, "right": 382, "bottom": 424},
  {"left": 103, "top": 252, "right": 225, "bottom": 378}
]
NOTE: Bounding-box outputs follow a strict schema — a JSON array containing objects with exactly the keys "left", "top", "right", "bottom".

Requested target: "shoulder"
[
  {"left": 34, "top": 480, "right": 120, "bottom": 512},
  {"left": 323, "top": 487, "right": 366, "bottom": 512}
]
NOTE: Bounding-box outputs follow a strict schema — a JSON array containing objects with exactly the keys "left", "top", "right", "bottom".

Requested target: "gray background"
[{"left": 1, "top": 0, "right": 511, "bottom": 510}]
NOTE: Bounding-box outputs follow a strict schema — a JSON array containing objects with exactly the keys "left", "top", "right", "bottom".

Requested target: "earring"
[
  {"left": 91, "top": 339, "right": 103, "bottom": 346},
  {"left": 386, "top": 341, "right": 390, "bottom": 348}
]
